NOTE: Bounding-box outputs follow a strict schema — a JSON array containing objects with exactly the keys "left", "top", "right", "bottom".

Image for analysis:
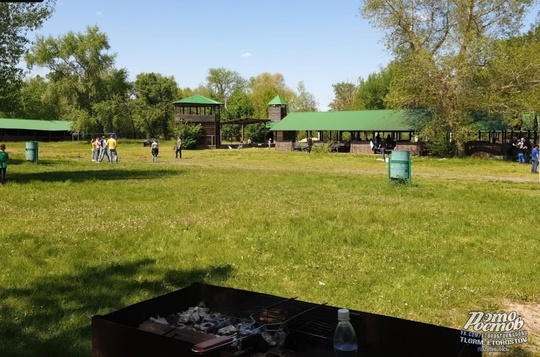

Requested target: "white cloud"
[
  {"left": 241, "top": 52, "right": 253, "bottom": 58},
  {"left": 96, "top": 11, "right": 102, "bottom": 16}
]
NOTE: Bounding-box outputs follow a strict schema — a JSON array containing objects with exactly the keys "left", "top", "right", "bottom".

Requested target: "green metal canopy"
[
  {"left": 0, "top": 118, "right": 73, "bottom": 131},
  {"left": 173, "top": 94, "right": 222, "bottom": 106},
  {"left": 269, "top": 110, "right": 414, "bottom": 132}
]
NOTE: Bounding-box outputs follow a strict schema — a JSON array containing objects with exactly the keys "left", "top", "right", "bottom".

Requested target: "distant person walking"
[
  {"left": 151, "top": 140, "right": 159, "bottom": 163},
  {"left": 532, "top": 145, "right": 539, "bottom": 173},
  {"left": 175, "top": 136, "right": 182, "bottom": 158},
  {"left": 0, "top": 143, "right": 9, "bottom": 185}
]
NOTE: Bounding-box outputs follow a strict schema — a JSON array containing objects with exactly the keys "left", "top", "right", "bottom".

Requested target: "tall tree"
[
  {"left": 15, "top": 76, "right": 62, "bottom": 120},
  {"left": 132, "top": 72, "right": 178, "bottom": 138},
  {"left": 249, "top": 73, "right": 295, "bottom": 119},
  {"left": 0, "top": 1, "right": 55, "bottom": 116},
  {"left": 356, "top": 66, "right": 393, "bottom": 110},
  {"left": 361, "top": 0, "right": 536, "bottom": 155},
  {"left": 329, "top": 82, "right": 358, "bottom": 111},
  {"left": 289, "top": 81, "right": 318, "bottom": 112},
  {"left": 205, "top": 67, "right": 247, "bottom": 109},
  {"left": 473, "top": 24, "right": 540, "bottom": 129},
  {"left": 25, "top": 26, "right": 130, "bottom": 134}
]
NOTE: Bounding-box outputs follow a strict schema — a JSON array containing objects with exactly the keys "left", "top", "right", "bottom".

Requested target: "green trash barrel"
[
  {"left": 25, "top": 141, "right": 38, "bottom": 163},
  {"left": 388, "top": 150, "right": 411, "bottom": 183}
]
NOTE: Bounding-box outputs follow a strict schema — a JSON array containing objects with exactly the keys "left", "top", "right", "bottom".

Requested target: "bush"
[
  {"left": 426, "top": 140, "right": 454, "bottom": 157},
  {"left": 176, "top": 123, "right": 203, "bottom": 149}
]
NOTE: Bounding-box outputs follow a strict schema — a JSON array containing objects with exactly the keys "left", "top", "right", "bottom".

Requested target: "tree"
[
  {"left": 132, "top": 72, "right": 179, "bottom": 138},
  {"left": 356, "top": 66, "right": 393, "bottom": 110},
  {"left": 0, "top": 1, "right": 55, "bottom": 116},
  {"left": 288, "top": 81, "right": 318, "bottom": 112},
  {"left": 205, "top": 67, "right": 247, "bottom": 109},
  {"left": 249, "top": 73, "right": 295, "bottom": 119},
  {"left": 329, "top": 82, "right": 358, "bottom": 111},
  {"left": 15, "top": 76, "right": 62, "bottom": 120},
  {"left": 472, "top": 24, "right": 540, "bottom": 129},
  {"left": 361, "top": 0, "right": 537, "bottom": 155},
  {"left": 221, "top": 89, "right": 255, "bottom": 141},
  {"left": 25, "top": 26, "right": 130, "bottom": 134}
]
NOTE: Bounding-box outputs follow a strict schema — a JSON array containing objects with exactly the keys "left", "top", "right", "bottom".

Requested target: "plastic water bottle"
[{"left": 333, "top": 308, "right": 358, "bottom": 357}]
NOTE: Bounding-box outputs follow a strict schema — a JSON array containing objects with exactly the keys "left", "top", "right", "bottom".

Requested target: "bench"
[{"left": 293, "top": 143, "right": 310, "bottom": 152}]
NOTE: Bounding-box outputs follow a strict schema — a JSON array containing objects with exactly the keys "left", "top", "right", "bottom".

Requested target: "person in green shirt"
[{"left": 0, "top": 143, "right": 9, "bottom": 185}]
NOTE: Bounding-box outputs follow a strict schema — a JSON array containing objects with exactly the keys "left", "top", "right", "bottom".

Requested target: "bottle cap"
[{"left": 337, "top": 308, "right": 350, "bottom": 320}]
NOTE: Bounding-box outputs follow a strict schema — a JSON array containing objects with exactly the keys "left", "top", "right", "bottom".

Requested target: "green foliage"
[
  {"left": 25, "top": 26, "right": 130, "bottom": 134},
  {"left": 0, "top": 1, "right": 55, "bottom": 116},
  {"left": 221, "top": 89, "right": 254, "bottom": 141},
  {"left": 250, "top": 73, "right": 295, "bottom": 118},
  {"left": 360, "top": 0, "right": 538, "bottom": 156},
  {"left": 176, "top": 122, "right": 203, "bottom": 149},
  {"left": 245, "top": 123, "right": 267, "bottom": 143},
  {"left": 425, "top": 140, "right": 454, "bottom": 157},
  {"left": 205, "top": 67, "right": 247, "bottom": 109},
  {"left": 329, "top": 82, "right": 359, "bottom": 111},
  {"left": 15, "top": 75, "right": 62, "bottom": 119},
  {"left": 311, "top": 141, "right": 332, "bottom": 153},
  {"left": 132, "top": 72, "right": 178, "bottom": 138},
  {"left": 288, "top": 81, "right": 318, "bottom": 112},
  {"left": 356, "top": 67, "right": 392, "bottom": 109}
]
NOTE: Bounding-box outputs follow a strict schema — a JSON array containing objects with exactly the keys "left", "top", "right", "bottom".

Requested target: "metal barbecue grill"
[{"left": 92, "top": 282, "right": 482, "bottom": 356}]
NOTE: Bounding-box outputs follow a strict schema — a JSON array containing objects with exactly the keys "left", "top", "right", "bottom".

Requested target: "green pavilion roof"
[
  {"left": 0, "top": 118, "right": 73, "bottom": 131},
  {"left": 268, "top": 95, "right": 287, "bottom": 106},
  {"left": 269, "top": 110, "right": 414, "bottom": 131},
  {"left": 173, "top": 94, "right": 222, "bottom": 106}
]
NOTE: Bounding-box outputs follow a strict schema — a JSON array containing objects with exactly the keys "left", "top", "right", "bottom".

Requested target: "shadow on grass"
[
  {"left": 0, "top": 259, "right": 234, "bottom": 356},
  {"left": 9, "top": 168, "right": 183, "bottom": 184}
]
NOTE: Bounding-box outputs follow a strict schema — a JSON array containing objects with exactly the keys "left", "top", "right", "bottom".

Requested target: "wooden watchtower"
[
  {"left": 173, "top": 95, "right": 222, "bottom": 148},
  {"left": 268, "top": 95, "right": 294, "bottom": 142}
]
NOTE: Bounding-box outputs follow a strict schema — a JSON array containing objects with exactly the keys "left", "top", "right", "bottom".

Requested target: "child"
[{"left": 0, "top": 143, "right": 9, "bottom": 185}]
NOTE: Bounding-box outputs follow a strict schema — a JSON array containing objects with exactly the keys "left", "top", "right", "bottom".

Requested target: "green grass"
[{"left": 1, "top": 141, "right": 539, "bottom": 356}]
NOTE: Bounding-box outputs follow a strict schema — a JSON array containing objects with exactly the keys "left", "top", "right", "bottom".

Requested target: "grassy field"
[{"left": 0, "top": 140, "right": 539, "bottom": 356}]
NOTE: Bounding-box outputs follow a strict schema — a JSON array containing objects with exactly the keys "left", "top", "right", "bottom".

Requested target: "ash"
[{"left": 151, "top": 303, "right": 295, "bottom": 356}]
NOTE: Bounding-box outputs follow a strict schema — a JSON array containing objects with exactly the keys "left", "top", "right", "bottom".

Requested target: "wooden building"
[{"left": 173, "top": 95, "right": 222, "bottom": 148}]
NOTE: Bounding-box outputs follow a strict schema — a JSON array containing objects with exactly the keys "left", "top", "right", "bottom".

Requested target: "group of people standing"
[
  {"left": 92, "top": 134, "right": 118, "bottom": 163},
  {"left": 149, "top": 136, "right": 182, "bottom": 163},
  {"left": 513, "top": 137, "right": 539, "bottom": 173}
]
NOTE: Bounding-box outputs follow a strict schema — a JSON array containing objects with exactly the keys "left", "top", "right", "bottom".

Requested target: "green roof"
[
  {"left": 173, "top": 94, "right": 222, "bottom": 106},
  {"left": 268, "top": 95, "right": 287, "bottom": 106},
  {"left": 269, "top": 110, "right": 414, "bottom": 131},
  {"left": 0, "top": 118, "right": 73, "bottom": 131}
]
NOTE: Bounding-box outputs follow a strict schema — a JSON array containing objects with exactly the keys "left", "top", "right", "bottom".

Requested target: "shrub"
[{"left": 176, "top": 123, "right": 203, "bottom": 149}]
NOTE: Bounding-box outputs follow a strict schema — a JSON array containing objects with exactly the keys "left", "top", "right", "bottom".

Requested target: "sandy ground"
[{"left": 503, "top": 301, "right": 540, "bottom": 355}]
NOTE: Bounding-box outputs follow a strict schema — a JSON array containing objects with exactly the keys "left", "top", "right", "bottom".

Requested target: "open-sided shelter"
[
  {"left": 0, "top": 118, "right": 73, "bottom": 141},
  {"left": 270, "top": 109, "right": 425, "bottom": 154}
]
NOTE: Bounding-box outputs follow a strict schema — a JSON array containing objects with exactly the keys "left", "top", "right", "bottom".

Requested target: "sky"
[
  {"left": 27, "top": 1, "right": 539, "bottom": 112},
  {"left": 27, "top": 0, "right": 392, "bottom": 111}
]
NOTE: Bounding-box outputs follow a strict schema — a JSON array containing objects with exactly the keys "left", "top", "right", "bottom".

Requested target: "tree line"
[
  {"left": 329, "top": 0, "right": 540, "bottom": 156},
  {"left": 0, "top": 1, "right": 319, "bottom": 143},
  {"left": 1, "top": 1, "right": 539, "bottom": 155}
]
